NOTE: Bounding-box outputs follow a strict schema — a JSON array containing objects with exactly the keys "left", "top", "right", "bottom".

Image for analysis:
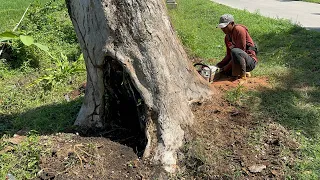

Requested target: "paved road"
[{"left": 211, "top": 0, "right": 320, "bottom": 31}]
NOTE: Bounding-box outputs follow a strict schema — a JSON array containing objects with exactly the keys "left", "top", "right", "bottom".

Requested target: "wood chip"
[{"left": 248, "top": 164, "right": 266, "bottom": 173}]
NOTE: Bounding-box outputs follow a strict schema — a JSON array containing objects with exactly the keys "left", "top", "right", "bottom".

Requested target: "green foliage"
[
  {"left": 23, "top": 0, "right": 79, "bottom": 48},
  {"left": 0, "top": 31, "right": 18, "bottom": 42},
  {"left": 0, "top": 0, "right": 84, "bottom": 131},
  {"left": 0, "top": 0, "right": 85, "bottom": 178},
  {"left": 0, "top": 0, "right": 51, "bottom": 71},
  {"left": 32, "top": 53, "right": 85, "bottom": 90},
  {"left": 0, "top": 0, "right": 80, "bottom": 72},
  {"left": 302, "top": 0, "right": 320, "bottom": 3},
  {"left": 0, "top": 133, "right": 42, "bottom": 179},
  {"left": 0, "top": 31, "right": 49, "bottom": 51}
]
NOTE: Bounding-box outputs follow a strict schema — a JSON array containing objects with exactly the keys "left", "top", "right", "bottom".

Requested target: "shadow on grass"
[
  {"left": 0, "top": 95, "right": 146, "bottom": 155},
  {"left": 0, "top": 97, "right": 83, "bottom": 136},
  {"left": 254, "top": 25, "right": 320, "bottom": 137},
  {"left": 256, "top": 88, "right": 320, "bottom": 137}
]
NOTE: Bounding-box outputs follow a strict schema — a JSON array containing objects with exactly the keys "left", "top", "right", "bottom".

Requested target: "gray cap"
[{"left": 217, "top": 14, "right": 234, "bottom": 28}]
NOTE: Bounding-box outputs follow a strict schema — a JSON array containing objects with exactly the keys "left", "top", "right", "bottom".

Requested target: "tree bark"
[{"left": 66, "top": 0, "right": 214, "bottom": 172}]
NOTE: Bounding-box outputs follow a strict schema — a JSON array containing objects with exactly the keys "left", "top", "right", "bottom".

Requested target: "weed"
[
  {"left": 31, "top": 53, "right": 85, "bottom": 91},
  {"left": 225, "top": 85, "right": 247, "bottom": 106},
  {"left": 0, "top": 32, "right": 48, "bottom": 51},
  {"left": 22, "top": 0, "right": 79, "bottom": 60}
]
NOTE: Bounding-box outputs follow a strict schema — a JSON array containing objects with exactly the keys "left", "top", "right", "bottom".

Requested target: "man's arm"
[
  {"left": 234, "top": 26, "right": 247, "bottom": 50},
  {"left": 216, "top": 36, "right": 231, "bottom": 69}
]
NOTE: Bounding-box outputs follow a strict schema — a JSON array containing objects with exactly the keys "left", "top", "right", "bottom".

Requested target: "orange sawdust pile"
[{"left": 211, "top": 76, "right": 271, "bottom": 91}]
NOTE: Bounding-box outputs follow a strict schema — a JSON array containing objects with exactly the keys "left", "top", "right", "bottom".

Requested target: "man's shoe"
[{"left": 245, "top": 72, "right": 251, "bottom": 78}]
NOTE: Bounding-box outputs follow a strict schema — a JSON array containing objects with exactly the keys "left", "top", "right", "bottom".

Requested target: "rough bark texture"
[{"left": 66, "top": 0, "right": 213, "bottom": 172}]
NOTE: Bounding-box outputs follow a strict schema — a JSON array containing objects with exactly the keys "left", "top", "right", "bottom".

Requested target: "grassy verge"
[
  {"left": 302, "top": 0, "right": 320, "bottom": 3},
  {"left": 1, "top": 0, "right": 319, "bottom": 179},
  {"left": 0, "top": 0, "right": 85, "bottom": 178},
  {"left": 0, "top": 0, "right": 84, "bottom": 135},
  {"left": 0, "top": 134, "right": 42, "bottom": 179},
  {"left": 0, "top": 0, "right": 34, "bottom": 32},
  {"left": 0, "top": 0, "right": 52, "bottom": 32},
  {"left": 169, "top": 0, "right": 320, "bottom": 178}
]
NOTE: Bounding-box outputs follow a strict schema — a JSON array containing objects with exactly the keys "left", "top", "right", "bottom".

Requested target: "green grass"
[
  {"left": 1, "top": 0, "right": 320, "bottom": 179},
  {"left": 302, "top": 0, "right": 320, "bottom": 3},
  {"left": 0, "top": 0, "right": 84, "bottom": 135},
  {"left": 169, "top": 0, "right": 320, "bottom": 178},
  {"left": 0, "top": 1, "right": 84, "bottom": 178},
  {"left": 0, "top": 134, "right": 42, "bottom": 179},
  {"left": 0, "top": 0, "right": 52, "bottom": 32},
  {"left": 0, "top": 0, "right": 34, "bottom": 31}
]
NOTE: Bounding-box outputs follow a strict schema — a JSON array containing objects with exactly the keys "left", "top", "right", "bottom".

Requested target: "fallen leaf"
[{"left": 248, "top": 164, "right": 266, "bottom": 173}]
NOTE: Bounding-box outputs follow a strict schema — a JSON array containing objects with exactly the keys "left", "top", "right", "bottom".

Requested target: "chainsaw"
[{"left": 194, "top": 63, "right": 220, "bottom": 82}]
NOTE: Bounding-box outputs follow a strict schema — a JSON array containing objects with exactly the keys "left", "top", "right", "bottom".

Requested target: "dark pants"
[{"left": 231, "top": 48, "right": 256, "bottom": 77}]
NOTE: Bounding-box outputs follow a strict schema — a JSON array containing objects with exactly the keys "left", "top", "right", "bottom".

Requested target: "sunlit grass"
[
  {"left": 303, "top": 0, "right": 320, "bottom": 3},
  {"left": 0, "top": 134, "right": 42, "bottom": 179},
  {"left": 0, "top": 0, "right": 84, "bottom": 135},
  {"left": 169, "top": 0, "right": 320, "bottom": 178},
  {"left": 1, "top": 0, "right": 320, "bottom": 178}
]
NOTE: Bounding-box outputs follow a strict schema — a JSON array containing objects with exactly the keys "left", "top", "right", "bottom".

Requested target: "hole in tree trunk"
[{"left": 102, "top": 56, "right": 147, "bottom": 157}]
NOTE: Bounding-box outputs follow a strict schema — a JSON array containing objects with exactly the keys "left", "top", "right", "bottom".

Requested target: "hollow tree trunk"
[{"left": 66, "top": 0, "right": 214, "bottom": 172}]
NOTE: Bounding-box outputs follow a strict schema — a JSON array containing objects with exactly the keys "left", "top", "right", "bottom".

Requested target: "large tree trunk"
[{"left": 66, "top": 0, "right": 214, "bottom": 172}]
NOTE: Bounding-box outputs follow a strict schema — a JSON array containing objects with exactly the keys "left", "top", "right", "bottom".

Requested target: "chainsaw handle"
[{"left": 193, "top": 63, "right": 209, "bottom": 68}]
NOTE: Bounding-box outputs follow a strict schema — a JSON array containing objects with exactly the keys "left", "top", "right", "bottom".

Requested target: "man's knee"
[
  {"left": 231, "top": 48, "right": 242, "bottom": 54},
  {"left": 231, "top": 48, "right": 245, "bottom": 64}
]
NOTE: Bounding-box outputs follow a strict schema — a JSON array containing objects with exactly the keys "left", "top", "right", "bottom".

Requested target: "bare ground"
[{"left": 4, "top": 77, "right": 300, "bottom": 179}]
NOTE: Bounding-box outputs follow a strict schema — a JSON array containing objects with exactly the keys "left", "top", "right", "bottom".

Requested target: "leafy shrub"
[
  {"left": 22, "top": 0, "right": 79, "bottom": 59},
  {"left": 31, "top": 53, "right": 85, "bottom": 91},
  {"left": 0, "top": 0, "right": 81, "bottom": 71}
]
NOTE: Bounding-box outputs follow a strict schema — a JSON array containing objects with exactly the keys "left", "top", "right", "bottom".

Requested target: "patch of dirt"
[
  {"left": 211, "top": 74, "right": 271, "bottom": 91},
  {"left": 25, "top": 77, "right": 298, "bottom": 179},
  {"left": 178, "top": 81, "right": 300, "bottom": 179},
  {"left": 35, "top": 133, "right": 159, "bottom": 180}
]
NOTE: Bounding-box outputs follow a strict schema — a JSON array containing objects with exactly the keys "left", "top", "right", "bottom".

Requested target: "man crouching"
[{"left": 216, "top": 14, "right": 258, "bottom": 84}]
